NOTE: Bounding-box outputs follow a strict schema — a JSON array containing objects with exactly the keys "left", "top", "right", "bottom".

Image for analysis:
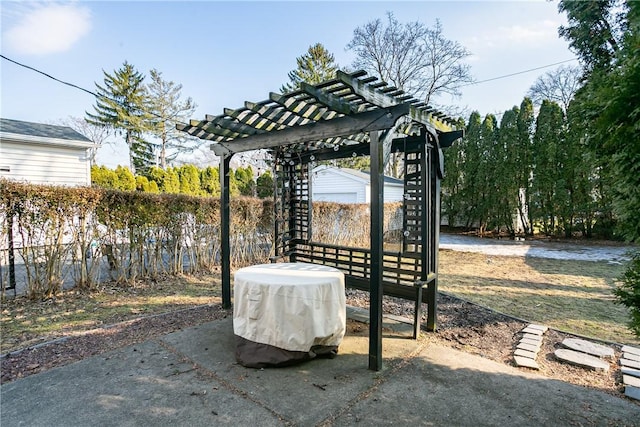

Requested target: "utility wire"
[
  {"left": 2, "top": 53, "right": 579, "bottom": 124},
  {"left": 0, "top": 54, "right": 191, "bottom": 127},
  {"left": 1, "top": 54, "right": 99, "bottom": 98},
  {"left": 462, "top": 58, "right": 579, "bottom": 87}
]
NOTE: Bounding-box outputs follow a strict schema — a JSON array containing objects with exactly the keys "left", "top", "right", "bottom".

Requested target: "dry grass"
[
  {"left": 2, "top": 249, "right": 639, "bottom": 355},
  {"left": 438, "top": 250, "right": 640, "bottom": 346},
  {"left": 1, "top": 273, "right": 222, "bottom": 354}
]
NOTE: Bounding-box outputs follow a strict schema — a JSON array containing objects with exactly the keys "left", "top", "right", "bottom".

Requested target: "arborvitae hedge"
[{"left": 91, "top": 164, "right": 273, "bottom": 198}]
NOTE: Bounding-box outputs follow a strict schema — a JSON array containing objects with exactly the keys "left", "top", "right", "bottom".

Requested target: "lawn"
[
  {"left": 438, "top": 249, "right": 640, "bottom": 346},
  {"left": 1, "top": 274, "right": 222, "bottom": 354},
  {"left": 2, "top": 249, "right": 639, "bottom": 354}
]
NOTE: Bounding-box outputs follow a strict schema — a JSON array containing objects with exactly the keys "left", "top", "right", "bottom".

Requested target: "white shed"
[
  {"left": 0, "top": 118, "right": 95, "bottom": 186},
  {"left": 311, "top": 165, "right": 404, "bottom": 204}
]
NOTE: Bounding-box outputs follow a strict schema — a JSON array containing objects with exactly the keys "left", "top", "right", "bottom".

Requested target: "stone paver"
[
  {"left": 620, "top": 358, "right": 640, "bottom": 370},
  {"left": 554, "top": 349, "right": 609, "bottom": 372},
  {"left": 621, "top": 366, "right": 640, "bottom": 378},
  {"left": 512, "top": 324, "right": 547, "bottom": 371},
  {"left": 521, "top": 327, "right": 543, "bottom": 336},
  {"left": 527, "top": 324, "right": 548, "bottom": 333},
  {"left": 621, "top": 345, "right": 640, "bottom": 356},
  {"left": 517, "top": 342, "right": 540, "bottom": 353},
  {"left": 624, "top": 385, "right": 640, "bottom": 401},
  {"left": 513, "top": 355, "right": 539, "bottom": 369},
  {"left": 623, "top": 352, "right": 640, "bottom": 362},
  {"left": 561, "top": 338, "right": 614, "bottom": 358},
  {"left": 514, "top": 348, "right": 537, "bottom": 359},
  {"left": 520, "top": 337, "right": 542, "bottom": 347},
  {"left": 622, "top": 374, "right": 640, "bottom": 388},
  {"left": 522, "top": 333, "right": 542, "bottom": 343}
]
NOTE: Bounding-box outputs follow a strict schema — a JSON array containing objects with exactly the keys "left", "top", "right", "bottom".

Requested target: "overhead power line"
[
  {"left": 1, "top": 54, "right": 99, "bottom": 98},
  {"left": 2, "top": 53, "right": 579, "bottom": 123},
  {"left": 462, "top": 58, "right": 579, "bottom": 87},
  {"left": 0, "top": 54, "right": 190, "bottom": 127}
]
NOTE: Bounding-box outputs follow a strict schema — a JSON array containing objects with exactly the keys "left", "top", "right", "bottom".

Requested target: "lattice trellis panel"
[{"left": 274, "top": 154, "right": 311, "bottom": 258}]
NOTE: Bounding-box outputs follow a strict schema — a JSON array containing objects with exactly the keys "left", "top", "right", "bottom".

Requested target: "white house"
[
  {"left": 0, "top": 118, "right": 95, "bottom": 186},
  {"left": 311, "top": 165, "right": 404, "bottom": 204}
]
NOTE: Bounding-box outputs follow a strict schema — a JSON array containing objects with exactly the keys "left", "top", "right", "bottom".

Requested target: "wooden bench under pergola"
[{"left": 177, "top": 70, "right": 463, "bottom": 370}]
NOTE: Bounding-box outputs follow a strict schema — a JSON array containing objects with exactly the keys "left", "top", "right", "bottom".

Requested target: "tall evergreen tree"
[
  {"left": 477, "top": 114, "right": 498, "bottom": 234},
  {"left": 441, "top": 117, "right": 466, "bottom": 227},
  {"left": 146, "top": 69, "right": 198, "bottom": 169},
  {"left": 459, "top": 112, "right": 484, "bottom": 228},
  {"left": 281, "top": 43, "right": 338, "bottom": 93},
  {"left": 531, "top": 100, "right": 565, "bottom": 235},
  {"left": 558, "top": 0, "right": 625, "bottom": 73},
  {"left": 515, "top": 98, "right": 535, "bottom": 235},
  {"left": 86, "top": 61, "right": 153, "bottom": 174},
  {"left": 558, "top": 0, "right": 640, "bottom": 336},
  {"left": 493, "top": 108, "right": 520, "bottom": 235}
]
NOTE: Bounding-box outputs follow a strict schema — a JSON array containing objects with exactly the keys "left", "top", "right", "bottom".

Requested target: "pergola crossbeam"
[{"left": 210, "top": 103, "right": 410, "bottom": 156}]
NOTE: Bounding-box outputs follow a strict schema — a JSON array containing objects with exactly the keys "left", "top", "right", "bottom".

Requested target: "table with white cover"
[{"left": 233, "top": 262, "right": 346, "bottom": 367}]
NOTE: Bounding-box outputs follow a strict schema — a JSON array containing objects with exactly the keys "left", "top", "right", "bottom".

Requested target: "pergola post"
[
  {"left": 369, "top": 130, "right": 384, "bottom": 371},
  {"left": 220, "top": 154, "right": 232, "bottom": 309},
  {"left": 426, "top": 142, "right": 442, "bottom": 331}
]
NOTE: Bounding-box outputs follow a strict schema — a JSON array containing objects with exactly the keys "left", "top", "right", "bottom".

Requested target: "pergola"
[{"left": 178, "top": 70, "right": 463, "bottom": 370}]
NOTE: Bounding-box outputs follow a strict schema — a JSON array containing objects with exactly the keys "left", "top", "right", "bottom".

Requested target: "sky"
[{"left": 0, "top": 0, "right": 576, "bottom": 168}]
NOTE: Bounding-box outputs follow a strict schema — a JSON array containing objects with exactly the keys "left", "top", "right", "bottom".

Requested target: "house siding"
[
  {"left": 311, "top": 166, "right": 404, "bottom": 204},
  {"left": 0, "top": 140, "right": 91, "bottom": 186},
  {"left": 312, "top": 167, "right": 368, "bottom": 203}
]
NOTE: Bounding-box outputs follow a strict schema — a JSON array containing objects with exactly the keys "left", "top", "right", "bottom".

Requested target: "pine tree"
[
  {"left": 281, "top": 43, "right": 338, "bottom": 93},
  {"left": 86, "top": 61, "right": 153, "bottom": 174}
]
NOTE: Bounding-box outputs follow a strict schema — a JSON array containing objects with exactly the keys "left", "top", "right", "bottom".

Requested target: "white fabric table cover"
[{"left": 233, "top": 262, "right": 346, "bottom": 352}]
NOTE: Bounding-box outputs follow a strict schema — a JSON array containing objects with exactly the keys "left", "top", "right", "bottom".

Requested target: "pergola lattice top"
[
  {"left": 177, "top": 69, "right": 464, "bottom": 371},
  {"left": 177, "top": 70, "right": 459, "bottom": 156}
]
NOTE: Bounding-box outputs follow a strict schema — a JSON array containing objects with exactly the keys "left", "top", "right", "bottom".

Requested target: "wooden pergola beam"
[
  {"left": 336, "top": 70, "right": 456, "bottom": 134},
  {"left": 210, "top": 103, "right": 411, "bottom": 156}
]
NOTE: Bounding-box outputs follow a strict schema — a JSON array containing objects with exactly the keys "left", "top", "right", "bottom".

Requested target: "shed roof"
[
  {"left": 0, "top": 118, "right": 92, "bottom": 143},
  {"left": 178, "top": 70, "right": 460, "bottom": 157}
]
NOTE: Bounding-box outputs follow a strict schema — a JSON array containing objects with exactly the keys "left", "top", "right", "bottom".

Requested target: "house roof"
[
  {"left": 0, "top": 118, "right": 94, "bottom": 147},
  {"left": 313, "top": 165, "right": 404, "bottom": 187}
]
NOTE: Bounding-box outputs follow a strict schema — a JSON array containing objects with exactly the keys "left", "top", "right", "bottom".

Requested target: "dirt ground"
[{"left": 1, "top": 291, "right": 634, "bottom": 405}]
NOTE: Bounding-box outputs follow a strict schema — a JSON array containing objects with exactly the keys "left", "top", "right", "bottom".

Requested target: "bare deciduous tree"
[
  {"left": 146, "top": 69, "right": 198, "bottom": 169},
  {"left": 347, "top": 12, "right": 473, "bottom": 105},
  {"left": 59, "top": 116, "right": 112, "bottom": 166},
  {"left": 347, "top": 12, "right": 473, "bottom": 177},
  {"left": 527, "top": 65, "right": 583, "bottom": 112}
]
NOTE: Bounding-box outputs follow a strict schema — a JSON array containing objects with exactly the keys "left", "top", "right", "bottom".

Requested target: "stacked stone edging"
[
  {"left": 513, "top": 324, "right": 547, "bottom": 369},
  {"left": 620, "top": 345, "right": 640, "bottom": 401}
]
